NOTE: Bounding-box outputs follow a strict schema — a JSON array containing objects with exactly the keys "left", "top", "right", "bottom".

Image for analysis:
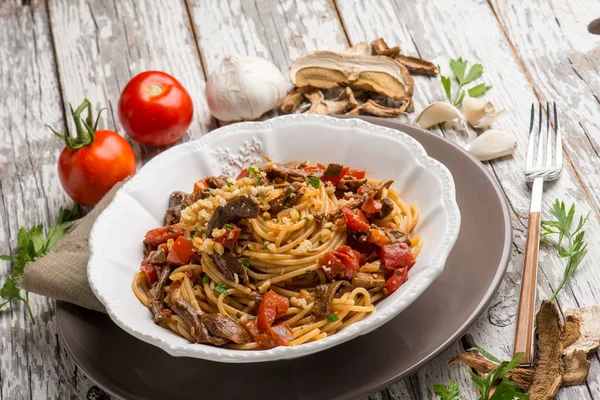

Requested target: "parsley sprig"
[
  {"left": 0, "top": 204, "right": 82, "bottom": 323},
  {"left": 540, "top": 199, "right": 590, "bottom": 301},
  {"left": 440, "top": 58, "right": 492, "bottom": 107},
  {"left": 435, "top": 348, "right": 529, "bottom": 400}
]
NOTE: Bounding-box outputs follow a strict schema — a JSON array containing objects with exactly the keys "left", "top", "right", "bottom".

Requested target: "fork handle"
[{"left": 513, "top": 177, "right": 544, "bottom": 366}]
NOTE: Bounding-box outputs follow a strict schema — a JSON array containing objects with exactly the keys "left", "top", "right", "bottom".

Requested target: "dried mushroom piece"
[
  {"left": 530, "top": 300, "right": 563, "bottom": 400},
  {"left": 346, "top": 99, "right": 410, "bottom": 118},
  {"left": 370, "top": 38, "right": 400, "bottom": 57},
  {"left": 561, "top": 349, "right": 590, "bottom": 386},
  {"left": 563, "top": 304, "right": 600, "bottom": 355},
  {"left": 304, "top": 88, "right": 358, "bottom": 115},
  {"left": 448, "top": 352, "right": 534, "bottom": 390},
  {"left": 289, "top": 51, "right": 414, "bottom": 101},
  {"left": 345, "top": 41, "right": 371, "bottom": 56},
  {"left": 394, "top": 54, "right": 439, "bottom": 75},
  {"left": 281, "top": 87, "right": 311, "bottom": 114}
]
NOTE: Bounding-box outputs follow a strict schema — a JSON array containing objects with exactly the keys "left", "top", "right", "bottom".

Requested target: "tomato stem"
[{"left": 48, "top": 98, "right": 105, "bottom": 150}]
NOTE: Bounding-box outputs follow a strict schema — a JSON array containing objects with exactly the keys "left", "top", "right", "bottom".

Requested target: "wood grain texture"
[{"left": 335, "top": 0, "right": 599, "bottom": 398}]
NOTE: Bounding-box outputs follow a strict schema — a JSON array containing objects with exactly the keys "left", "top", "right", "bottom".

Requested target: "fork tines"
[{"left": 525, "top": 102, "right": 562, "bottom": 181}]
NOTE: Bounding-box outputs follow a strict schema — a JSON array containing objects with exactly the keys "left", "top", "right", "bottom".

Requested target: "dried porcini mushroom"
[
  {"left": 281, "top": 87, "right": 311, "bottom": 114},
  {"left": 448, "top": 352, "right": 534, "bottom": 390},
  {"left": 394, "top": 54, "right": 439, "bottom": 76},
  {"left": 370, "top": 38, "right": 400, "bottom": 57},
  {"left": 563, "top": 304, "right": 600, "bottom": 355},
  {"left": 346, "top": 99, "right": 410, "bottom": 118},
  {"left": 304, "top": 88, "right": 358, "bottom": 115},
  {"left": 345, "top": 41, "right": 371, "bottom": 56},
  {"left": 561, "top": 349, "right": 590, "bottom": 386},
  {"left": 529, "top": 300, "right": 563, "bottom": 400},
  {"left": 289, "top": 51, "right": 414, "bottom": 100}
]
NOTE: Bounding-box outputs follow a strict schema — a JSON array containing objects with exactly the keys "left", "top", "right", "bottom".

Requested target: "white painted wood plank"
[
  {"left": 0, "top": 1, "right": 73, "bottom": 399},
  {"left": 335, "top": 0, "right": 600, "bottom": 398}
]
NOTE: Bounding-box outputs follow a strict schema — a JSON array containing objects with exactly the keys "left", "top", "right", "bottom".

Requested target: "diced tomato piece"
[
  {"left": 169, "top": 280, "right": 182, "bottom": 294},
  {"left": 257, "top": 290, "right": 289, "bottom": 332},
  {"left": 254, "top": 332, "right": 278, "bottom": 348},
  {"left": 362, "top": 194, "right": 382, "bottom": 214},
  {"left": 242, "top": 319, "right": 261, "bottom": 339},
  {"left": 334, "top": 245, "right": 362, "bottom": 279},
  {"left": 366, "top": 229, "right": 390, "bottom": 247},
  {"left": 213, "top": 227, "right": 241, "bottom": 249},
  {"left": 268, "top": 323, "right": 294, "bottom": 346},
  {"left": 166, "top": 236, "right": 194, "bottom": 266},
  {"left": 236, "top": 168, "right": 248, "bottom": 180},
  {"left": 385, "top": 268, "right": 408, "bottom": 294},
  {"left": 192, "top": 179, "right": 209, "bottom": 197},
  {"left": 145, "top": 225, "right": 186, "bottom": 247},
  {"left": 341, "top": 206, "right": 370, "bottom": 232},
  {"left": 347, "top": 169, "right": 366, "bottom": 179},
  {"left": 319, "top": 252, "right": 346, "bottom": 280},
  {"left": 380, "top": 242, "right": 416, "bottom": 270},
  {"left": 140, "top": 259, "right": 158, "bottom": 285}
]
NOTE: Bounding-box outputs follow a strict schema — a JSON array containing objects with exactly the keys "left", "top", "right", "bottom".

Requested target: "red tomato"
[
  {"left": 319, "top": 252, "right": 346, "bottom": 280},
  {"left": 333, "top": 246, "right": 362, "bottom": 280},
  {"left": 140, "top": 260, "right": 158, "bottom": 285},
  {"left": 268, "top": 323, "right": 294, "bottom": 346},
  {"left": 50, "top": 99, "right": 136, "bottom": 206},
  {"left": 380, "top": 242, "right": 416, "bottom": 270},
  {"left": 193, "top": 179, "right": 209, "bottom": 196},
  {"left": 366, "top": 229, "right": 390, "bottom": 247},
  {"left": 145, "top": 225, "right": 186, "bottom": 247},
  {"left": 341, "top": 206, "right": 370, "bottom": 232},
  {"left": 257, "top": 290, "right": 289, "bottom": 332},
  {"left": 242, "top": 319, "right": 261, "bottom": 339},
  {"left": 347, "top": 169, "right": 366, "bottom": 179},
  {"left": 362, "top": 194, "right": 382, "bottom": 214},
  {"left": 213, "top": 227, "right": 241, "bottom": 249},
  {"left": 166, "top": 236, "right": 194, "bottom": 265},
  {"left": 385, "top": 268, "right": 408, "bottom": 294},
  {"left": 236, "top": 168, "right": 248, "bottom": 180},
  {"left": 118, "top": 71, "right": 193, "bottom": 146}
]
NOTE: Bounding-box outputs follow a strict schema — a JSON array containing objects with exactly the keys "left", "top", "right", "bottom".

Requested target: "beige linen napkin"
[{"left": 20, "top": 182, "right": 128, "bottom": 313}]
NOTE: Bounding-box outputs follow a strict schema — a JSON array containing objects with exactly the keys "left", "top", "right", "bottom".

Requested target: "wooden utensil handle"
[{"left": 513, "top": 211, "right": 541, "bottom": 366}]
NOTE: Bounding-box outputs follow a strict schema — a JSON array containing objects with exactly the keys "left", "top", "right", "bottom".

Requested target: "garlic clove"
[
  {"left": 465, "top": 129, "right": 517, "bottom": 161},
  {"left": 415, "top": 102, "right": 464, "bottom": 129},
  {"left": 206, "top": 54, "right": 289, "bottom": 122},
  {"left": 462, "top": 94, "right": 505, "bottom": 129}
]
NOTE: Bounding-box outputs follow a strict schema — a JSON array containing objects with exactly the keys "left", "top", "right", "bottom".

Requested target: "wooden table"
[{"left": 1, "top": 0, "right": 599, "bottom": 398}]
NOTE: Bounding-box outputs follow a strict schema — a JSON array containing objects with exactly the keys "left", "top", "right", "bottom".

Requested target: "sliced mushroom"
[
  {"left": 344, "top": 41, "right": 371, "bottom": 56},
  {"left": 200, "top": 313, "right": 251, "bottom": 344},
  {"left": 171, "top": 297, "right": 228, "bottom": 345},
  {"left": 346, "top": 99, "right": 410, "bottom": 118},
  {"left": 289, "top": 51, "right": 414, "bottom": 101},
  {"left": 378, "top": 198, "right": 395, "bottom": 219},
  {"left": 304, "top": 87, "right": 358, "bottom": 115},
  {"left": 448, "top": 352, "right": 533, "bottom": 390},
  {"left": 280, "top": 87, "right": 311, "bottom": 114},
  {"left": 261, "top": 162, "right": 311, "bottom": 184},
  {"left": 211, "top": 250, "right": 249, "bottom": 286},
  {"left": 373, "top": 179, "right": 394, "bottom": 199},
  {"left": 268, "top": 182, "right": 303, "bottom": 214},
  {"left": 314, "top": 281, "right": 343, "bottom": 317},
  {"left": 151, "top": 266, "right": 172, "bottom": 324},
  {"left": 562, "top": 349, "right": 590, "bottom": 386},
  {"left": 530, "top": 300, "right": 563, "bottom": 400},
  {"left": 370, "top": 38, "right": 400, "bottom": 57},
  {"left": 394, "top": 54, "right": 438, "bottom": 75},
  {"left": 206, "top": 195, "right": 260, "bottom": 237}
]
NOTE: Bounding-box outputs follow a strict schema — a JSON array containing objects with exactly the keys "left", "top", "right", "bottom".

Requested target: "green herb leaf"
[
  {"left": 307, "top": 176, "right": 320, "bottom": 188},
  {"left": 468, "top": 346, "right": 501, "bottom": 363},
  {"left": 449, "top": 58, "right": 468, "bottom": 84},
  {"left": 540, "top": 199, "right": 590, "bottom": 301},
  {"left": 215, "top": 283, "right": 228, "bottom": 294},
  {"left": 223, "top": 223, "right": 233, "bottom": 229},
  {"left": 202, "top": 274, "right": 209, "bottom": 285},
  {"left": 327, "top": 313, "right": 339, "bottom": 322},
  {"left": 468, "top": 83, "right": 493, "bottom": 98},
  {"left": 247, "top": 315, "right": 256, "bottom": 320},
  {"left": 298, "top": 217, "right": 309, "bottom": 223},
  {"left": 249, "top": 167, "right": 259, "bottom": 174},
  {"left": 241, "top": 258, "right": 250, "bottom": 268},
  {"left": 440, "top": 75, "right": 452, "bottom": 102},
  {"left": 0, "top": 255, "right": 13, "bottom": 261},
  {"left": 305, "top": 269, "right": 312, "bottom": 274},
  {"left": 227, "top": 182, "right": 234, "bottom": 188},
  {"left": 463, "top": 63, "right": 484, "bottom": 84},
  {"left": 434, "top": 380, "right": 460, "bottom": 400},
  {"left": 456, "top": 90, "right": 466, "bottom": 107}
]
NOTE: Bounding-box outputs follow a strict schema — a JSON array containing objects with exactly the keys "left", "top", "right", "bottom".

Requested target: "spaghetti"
[{"left": 133, "top": 161, "right": 421, "bottom": 349}]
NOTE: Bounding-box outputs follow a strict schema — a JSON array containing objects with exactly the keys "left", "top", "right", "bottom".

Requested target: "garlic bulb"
[
  {"left": 206, "top": 55, "right": 289, "bottom": 121},
  {"left": 465, "top": 129, "right": 517, "bottom": 161},
  {"left": 462, "top": 94, "right": 504, "bottom": 129},
  {"left": 415, "top": 102, "right": 464, "bottom": 129}
]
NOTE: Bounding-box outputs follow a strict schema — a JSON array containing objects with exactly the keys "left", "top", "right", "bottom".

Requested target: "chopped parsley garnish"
[
  {"left": 202, "top": 274, "right": 209, "bottom": 285},
  {"left": 327, "top": 313, "right": 339, "bottom": 322},
  {"left": 305, "top": 269, "right": 312, "bottom": 274},
  {"left": 209, "top": 188, "right": 216, "bottom": 195},
  {"left": 298, "top": 217, "right": 309, "bottom": 223},
  {"left": 248, "top": 167, "right": 259, "bottom": 174},
  {"left": 248, "top": 167, "right": 262, "bottom": 184},
  {"left": 307, "top": 176, "right": 320, "bottom": 188},
  {"left": 263, "top": 216, "right": 268, "bottom": 220},
  {"left": 223, "top": 223, "right": 234, "bottom": 229},
  {"left": 247, "top": 315, "right": 256, "bottom": 320},
  {"left": 241, "top": 258, "right": 251, "bottom": 268},
  {"left": 215, "top": 283, "right": 228, "bottom": 294},
  {"left": 227, "top": 182, "right": 234, "bottom": 187},
  {"left": 323, "top": 215, "right": 328, "bottom": 221}
]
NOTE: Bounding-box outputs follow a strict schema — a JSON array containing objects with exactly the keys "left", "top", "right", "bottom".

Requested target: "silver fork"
[{"left": 513, "top": 102, "right": 562, "bottom": 367}]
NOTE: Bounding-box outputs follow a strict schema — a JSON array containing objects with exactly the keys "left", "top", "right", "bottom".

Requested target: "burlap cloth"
[{"left": 20, "top": 182, "right": 128, "bottom": 313}]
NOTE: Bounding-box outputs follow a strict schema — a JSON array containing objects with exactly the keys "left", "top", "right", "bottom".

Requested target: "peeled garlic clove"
[
  {"left": 415, "top": 102, "right": 464, "bottom": 129},
  {"left": 206, "top": 55, "right": 289, "bottom": 121},
  {"left": 465, "top": 129, "right": 517, "bottom": 161},
  {"left": 462, "top": 94, "right": 505, "bottom": 129}
]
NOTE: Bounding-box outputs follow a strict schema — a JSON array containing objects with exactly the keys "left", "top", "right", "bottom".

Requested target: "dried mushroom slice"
[
  {"left": 394, "top": 54, "right": 439, "bottom": 75},
  {"left": 370, "top": 37, "right": 400, "bottom": 57},
  {"left": 563, "top": 304, "right": 600, "bottom": 355},
  {"left": 281, "top": 87, "right": 311, "bottom": 114},
  {"left": 448, "top": 352, "right": 534, "bottom": 390},
  {"left": 530, "top": 300, "right": 563, "bottom": 400},
  {"left": 344, "top": 41, "right": 371, "bottom": 56},
  {"left": 289, "top": 51, "right": 414, "bottom": 101},
  {"left": 561, "top": 349, "right": 590, "bottom": 386},
  {"left": 346, "top": 99, "right": 410, "bottom": 118},
  {"left": 304, "top": 87, "right": 358, "bottom": 115}
]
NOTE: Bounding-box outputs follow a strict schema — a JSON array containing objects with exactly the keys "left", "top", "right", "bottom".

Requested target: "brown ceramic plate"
[{"left": 56, "top": 117, "right": 511, "bottom": 400}]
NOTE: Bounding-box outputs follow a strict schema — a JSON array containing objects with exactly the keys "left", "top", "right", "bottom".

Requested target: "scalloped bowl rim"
[{"left": 88, "top": 114, "right": 461, "bottom": 363}]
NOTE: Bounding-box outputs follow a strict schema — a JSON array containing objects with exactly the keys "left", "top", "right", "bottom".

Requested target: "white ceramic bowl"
[{"left": 88, "top": 114, "right": 460, "bottom": 363}]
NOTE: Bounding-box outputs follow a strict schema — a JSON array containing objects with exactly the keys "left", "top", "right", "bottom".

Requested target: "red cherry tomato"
[
  {"left": 140, "top": 260, "right": 158, "bottom": 285},
  {"left": 145, "top": 225, "right": 186, "bottom": 247},
  {"left": 118, "top": 71, "right": 193, "bottom": 146},
  {"left": 380, "top": 242, "right": 417, "bottom": 270},
  {"left": 385, "top": 268, "right": 409, "bottom": 294},
  {"left": 166, "top": 236, "right": 194, "bottom": 265},
  {"left": 257, "top": 290, "right": 289, "bottom": 332},
  {"left": 50, "top": 99, "right": 136, "bottom": 206},
  {"left": 341, "top": 206, "right": 370, "bottom": 232}
]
